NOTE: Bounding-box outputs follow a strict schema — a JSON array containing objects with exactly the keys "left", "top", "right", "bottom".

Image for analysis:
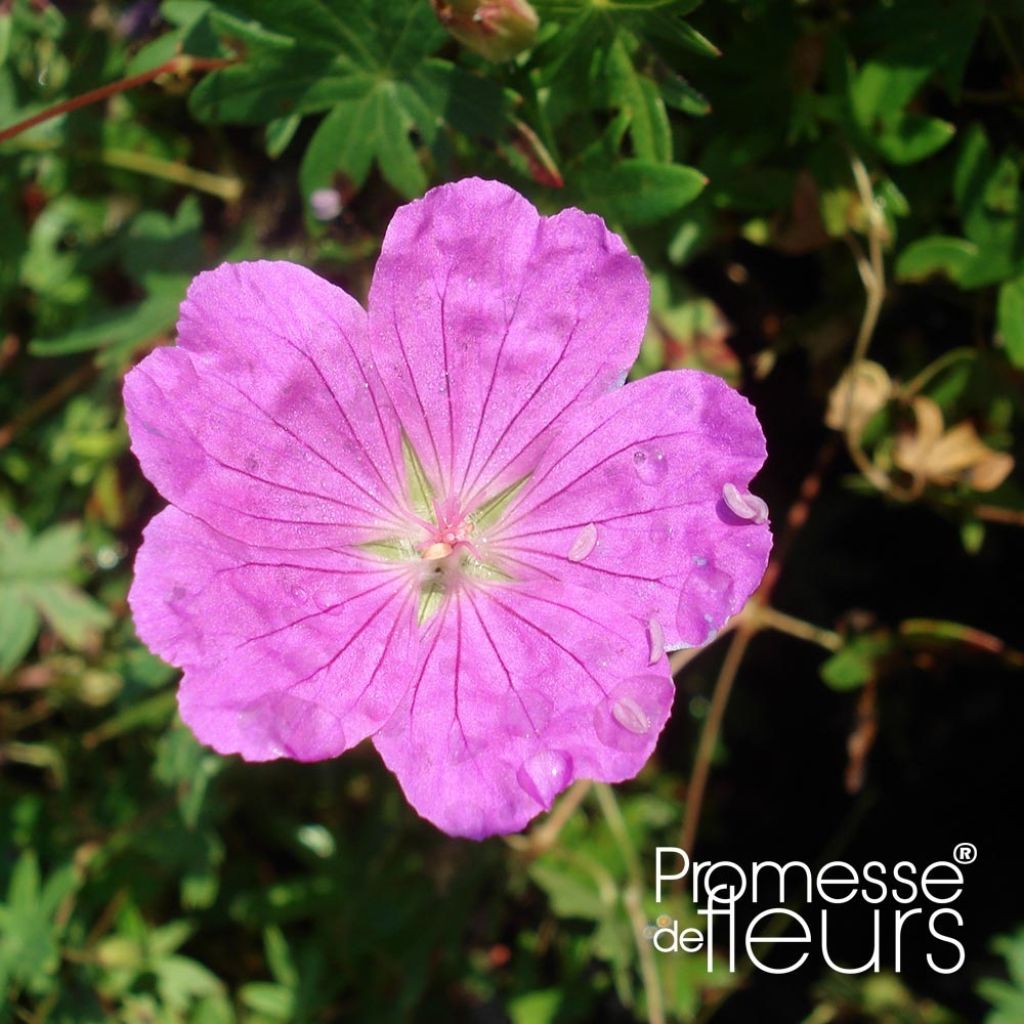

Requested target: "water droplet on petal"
[
  {"left": 238, "top": 693, "right": 346, "bottom": 761},
  {"left": 722, "top": 482, "right": 769, "bottom": 524},
  {"left": 647, "top": 616, "right": 665, "bottom": 665},
  {"left": 633, "top": 447, "right": 668, "bottom": 485},
  {"left": 567, "top": 522, "right": 598, "bottom": 562},
  {"left": 314, "top": 586, "right": 346, "bottom": 612},
  {"left": 291, "top": 585, "right": 308, "bottom": 603},
  {"left": 517, "top": 749, "right": 574, "bottom": 809},
  {"left": 612, "top": 696, "right": 651, "bottom": 734},
  {"left": 676, "top": 560, "right": 735, "bottom": 645},
  {"left": 593, "top": 676, "right": 673, "bottom": 751}
]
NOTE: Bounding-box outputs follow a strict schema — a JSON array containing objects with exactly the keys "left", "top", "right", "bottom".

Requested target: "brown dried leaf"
[
  {"left": 893, "top": 396, "right": 1014, "bottom": 493},
  {"left": 825, "top": 360, "right": 893, "bottom": 438}
]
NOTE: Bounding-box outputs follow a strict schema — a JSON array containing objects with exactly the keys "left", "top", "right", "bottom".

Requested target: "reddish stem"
[{"left": 0, "top": 55, "right": 235, "bottom": 145}]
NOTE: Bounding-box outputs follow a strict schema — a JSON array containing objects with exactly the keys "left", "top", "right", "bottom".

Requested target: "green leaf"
[
  {"left": 997, "top": 277, "right": 1024, "bottom": 369},
  {"left": 874, "top": 113, "right": 955, "bottom": 165},
  {"left": 508, "top": 989, "right": 562, "bottom": 1024},
  {"left": 605, "top": 34, "right": 672, "bottom": 162},
  {"left": 375, "top": 85, "right": 429, "bottom": 197},
  {"left": 0, "top": 590, "right": 39, "bottom": 675},
  {"left": 895, "top": 236, "right": 979, "bottom": 284},
  {"left": 190, "top": 55, "right": 372, "bottom": 123},
  {"left": 264, "top": 926, "right": 298, "bottom": 988},
  {"left": 577, "top": 159, "right": 706, "bottom": 225},
  {"left": 850, "top": 61, "right": 931, "bottom": 130},
  {"left": 195, "top": 0, "right": 455, "bottom": 198},
  {"left": 637, "top": 10, "right": 720, "bottom": 59},
  {"left": 299, "top": 92, "right": 380, "bottom": 198},
  {"left": 240, "top": 981, "right": 295, "bottom": 1019},
  {"left": 30, "top": 197, "right": 198, "bottom": 363},
  {"left": 29, "top": 274, "right": 188, "bottom": 362},
  {"left": 0, "top": 517, "right": 110, "bottom": 673},
  {"left": 265, "top": 112, "right": 303, "bottom": 158},
  {"left": 209, "top": 0, "right": 375, "bottom": 58},
  {"left": 0, "top": 852, "right": 80, "bottom": 997},
  {"left": 659, "top": 73, "right": 710, "bottom": 116},
  {"left": 820, "top": 634, "right": 892, "bottom": 691}
]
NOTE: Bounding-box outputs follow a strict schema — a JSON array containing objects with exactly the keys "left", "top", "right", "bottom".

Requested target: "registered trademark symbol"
[{"left": 954, "top": 842, "right": 977, "bottom": 864}]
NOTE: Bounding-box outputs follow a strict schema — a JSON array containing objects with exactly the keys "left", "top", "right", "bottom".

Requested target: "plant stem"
[
  {"left": 901, "top": 346, "right": 977, "bottom": 397},
  {"left": 101, "top": 148, "right": 242, "bottom": 201},
  {"left": 509, "top": 779, "right": 593, "bottom": 856},
  {"left": 842, "top": 153, "right": 899, "bottom": 495},
  {"left": 678, "top": 622, "right": 756, "bottom": 862},
  {"left": 970, "top": 503, "right": 1024, "bottom": 527},
  {"left": 753, "top": 605, "right": 842, "bottom": 651},
  {"left": 0, "top": 55, "right": 235, "bottom": 145},
  {"left": 0, "top": 362, "right": 98, "bottom": 449},
  {"left": 593, "top": 783, "right": 665, "bottom": 1024}
]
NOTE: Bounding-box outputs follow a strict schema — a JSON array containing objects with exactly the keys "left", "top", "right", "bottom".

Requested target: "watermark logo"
[
  {"left": 649, "top": 846, "right": 974, "bottom": 976},
  {"left": 953, "top": 842, "right": 977, "bottom": 865}
]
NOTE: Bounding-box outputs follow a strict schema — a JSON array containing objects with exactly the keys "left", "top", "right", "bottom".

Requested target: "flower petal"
[
  {"left": 124, "top": 261, "right": 405, "bottom": 549},
  {"left": 497, "top": 371, "right": 771, "bottom": 649},
  {"left": 373, "top": 581, "right": 674, "bottom": 838},
  {"left": 368, "top": 178, "right": 648, "bottom": 501},
  {"left": 130, "top": 508, "right": 417, "bottom": 761}
]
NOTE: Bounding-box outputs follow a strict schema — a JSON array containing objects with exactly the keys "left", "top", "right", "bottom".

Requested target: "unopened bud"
[{"left": 431, "top": 0, "right": 539, "bottom": 62}]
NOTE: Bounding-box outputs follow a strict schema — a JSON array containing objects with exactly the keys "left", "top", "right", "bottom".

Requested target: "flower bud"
[{"left": 431, "top": 0, "right": 539, "bottom": 62}]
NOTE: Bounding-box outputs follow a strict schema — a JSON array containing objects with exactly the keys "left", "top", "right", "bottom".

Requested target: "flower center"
[
  {"left": 418, "top": 499, "right": 478, "bottom": 562},
  {"left": 359, "top": 434, "right": 530, "bottom": 626}
]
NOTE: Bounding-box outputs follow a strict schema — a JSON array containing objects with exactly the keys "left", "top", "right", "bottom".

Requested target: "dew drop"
[
  {"left": 314, "top": 587, "right": 344, "bottom": 612},
  {"left": 676, "top": 560, "right": 735, "bottom": 646},
  {"left": 593, "top": 676, "right": 673, "bottom": 751},
  {"left": 633, "top": 447, "right": 668, "bottom": 485},
  {"left": 722, "top": 482, "right": 769, "bottom": 524},
  {"left": 612, "top": 697, "right": 651, "bottom": 734},
  {"left": 238, "top": 694, "right": 346, "bottom": 761},
  {"left": 567, "top": 522, "right": 598, "bottom": 562},
  {"left": 291, "top": 585, "right": 308, "bottom": 603},
  {"left": 647, "top": 616, "right": 665, "bottom": 665},
  {"left": 516, "top": 749, "right": 574, "bottom": 809}
]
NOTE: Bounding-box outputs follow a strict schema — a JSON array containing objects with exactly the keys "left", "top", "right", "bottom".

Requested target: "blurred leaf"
[
  {"left": 0, "top": 518, "right": 110, "bottom": 673},
  {"left": 194, "top": 0, "right": 455, "bottom": 199},
  {"left": 30, "top": 197, "right": 201, "bottom": 363},
  {"left": 576, "top": 159, "right": 705, "bottom": 224},
  {"left": 895, "top": 236, "right": 979, "bottom": 284},
  {"left": 980, "top": 928, "right": 1024, "bottom": 1024},
  {"left": 0, "top": 852, "right": 80, "bottom": 998},
  {"left": 997, "top": 276, "right": 1024, "bottom": 369},
  {"left": 820, "top": 633, "right": 892, "bottom": 690},
  {"left": 874, "top": 113, "right": 955, "bottom": 165}
]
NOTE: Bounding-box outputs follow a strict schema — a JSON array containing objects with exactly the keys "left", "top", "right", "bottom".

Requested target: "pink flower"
[{"left": 125, "top": 178, "right": 771, "bottom": 839}]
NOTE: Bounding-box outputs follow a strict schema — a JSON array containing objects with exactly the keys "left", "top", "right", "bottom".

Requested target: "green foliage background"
[{"left": 1, "top": 0, "right": 1023, "bottom": 1021}]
